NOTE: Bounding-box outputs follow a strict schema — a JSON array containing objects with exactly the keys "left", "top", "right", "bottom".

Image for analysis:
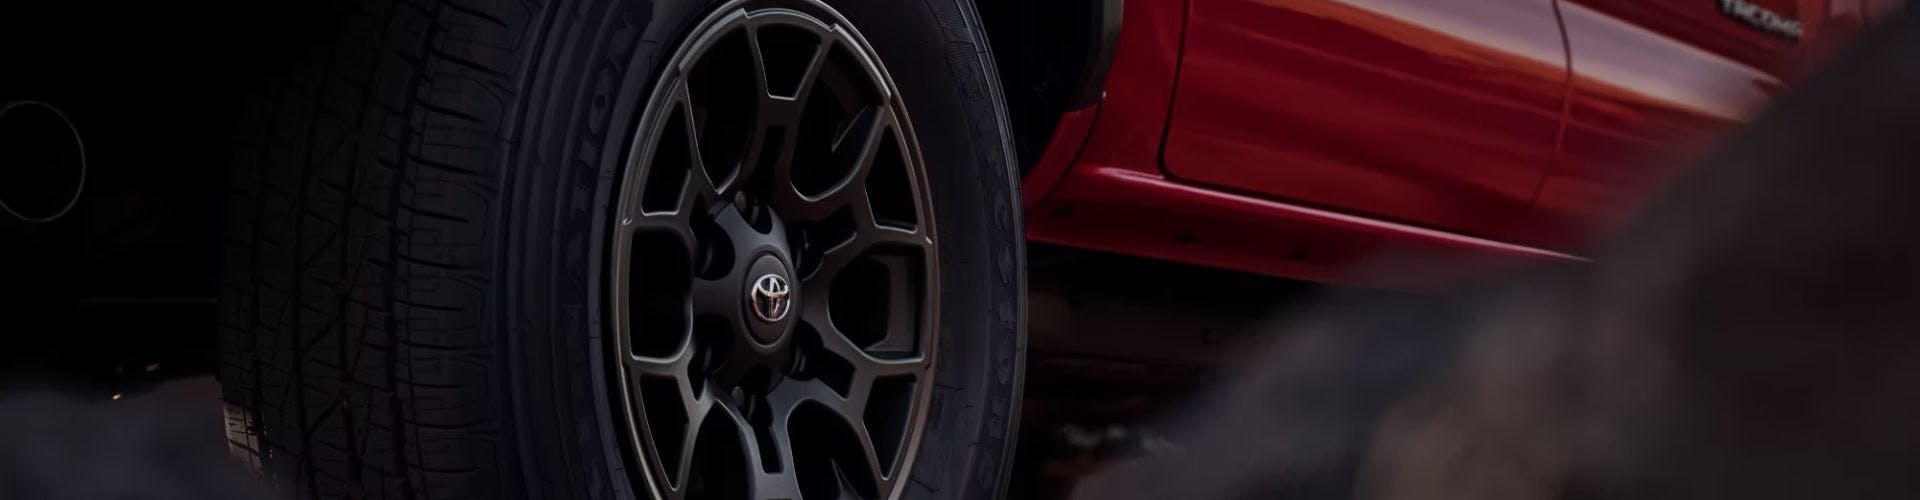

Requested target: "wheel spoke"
[
  {"left": 673, "top": 83, "right": 729, "bottom": 200},
  {"left": 706, "top": 397, "right": 806, "bottom": 500},
  {"left": 847, "top": 422, "right": 889, "bottom": 493},
  {"left": 670, "top": 392, "right": 716, "bottom": 497},
  {"left": 710, "top": 195, "right": 765, "bottom": 241},
  {"left": 730, "top": 118, "right": 796, "bottom": 201},
  {"left": 627, "top": 342, "right": 692, "bottom": 379},
  {"left": 800, "top": 294, "right": 928, "bottom": 379},
  {"left": 770, "top": 376, "right": 894, "bottom": 496},
  {"left": 764, "top": 377, "right": 895, "bottom": 498},
  {"left": 803, "top": 223, "right": 930, "bottom": 288},
  {"left": 620, "top": 364, "right": 707, "bottom": 499},
  {"left": 622, "top": 83, "right": 717, "bottom": 229},
  {"left": 737, "top": 33, "right": 832, "bottom": 202},
  {"left": 625, "top": 212, "right": 698, "bottom": 256},
  {"left": 690, "top": 275, "right": 736, "bottom": 319},
  {"left": 766, "top": 375, "right": 842, "bottom": 409},
  {"left": 747, "top": 24, "right": 836, "bottom": 102},
  {"left": 819, "top": 105, "right": 893, "bottom": 204},
  {"left": 777, "top": 106, "right": 895, "bottom": 223}
]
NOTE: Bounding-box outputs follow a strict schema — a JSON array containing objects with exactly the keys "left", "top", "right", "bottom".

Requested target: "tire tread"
[{"left": 216, "top": 0, "right": 543, "bottom": 498}]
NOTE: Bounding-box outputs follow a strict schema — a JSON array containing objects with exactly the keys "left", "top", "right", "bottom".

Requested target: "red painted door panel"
[
  {"left": 1161, "top": 0, "right": 1569, "bottom": 239},
  {"left": 1530, "top": 0, "right": 1864, "bottom": 250}
]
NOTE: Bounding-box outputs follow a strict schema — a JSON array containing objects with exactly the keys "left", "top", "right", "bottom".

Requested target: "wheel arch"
[{"left": 974, "top": 0, "right": 1122, "bottom": 174}]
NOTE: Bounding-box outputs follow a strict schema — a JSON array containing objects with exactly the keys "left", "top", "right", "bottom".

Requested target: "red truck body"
[{"left": 1023, "top": 0, "right": 1892, "bottom": 287}]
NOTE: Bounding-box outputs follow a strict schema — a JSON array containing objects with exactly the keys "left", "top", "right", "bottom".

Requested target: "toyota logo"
[{"left": 750, "top": 273, "right": 792, "bottom": 323}]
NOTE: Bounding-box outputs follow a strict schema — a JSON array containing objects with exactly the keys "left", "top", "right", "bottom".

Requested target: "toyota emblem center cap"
[{"left": 750, "top": 273, "right": 791, "bottom": 323}]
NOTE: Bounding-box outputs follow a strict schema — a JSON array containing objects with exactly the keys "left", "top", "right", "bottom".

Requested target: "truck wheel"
[{"left": 215, "top": 0, "right": 1025, "bottom": 498}]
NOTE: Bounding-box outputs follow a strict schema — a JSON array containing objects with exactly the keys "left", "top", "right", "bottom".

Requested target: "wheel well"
[{"left": 976, "top": 0, "right": 1121, "bottom": 174}]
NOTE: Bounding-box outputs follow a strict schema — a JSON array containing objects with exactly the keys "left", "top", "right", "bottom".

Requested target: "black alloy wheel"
[{"left": 610, "top": 4, "right": 938, "bottom": 499}]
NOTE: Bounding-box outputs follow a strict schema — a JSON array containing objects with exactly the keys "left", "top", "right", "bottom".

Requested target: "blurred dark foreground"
[
  {"left": 1074, "top": 7, "right": 1920, "bottom": 500},
  {"left": 8, "top": 7, "right": 1920, "bottom": 500},
  {"left": 0, "top": 377, "right": 272, "bottom": 498}
]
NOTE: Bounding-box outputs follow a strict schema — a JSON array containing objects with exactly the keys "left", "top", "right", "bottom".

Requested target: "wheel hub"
[{"left": 606, "top": 3, "right": 940, "bottom": 499}]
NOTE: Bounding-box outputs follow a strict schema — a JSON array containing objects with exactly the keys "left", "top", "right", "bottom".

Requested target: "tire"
[{"left": 213, "top": 0, "right": 1027, "bottom": 498}]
